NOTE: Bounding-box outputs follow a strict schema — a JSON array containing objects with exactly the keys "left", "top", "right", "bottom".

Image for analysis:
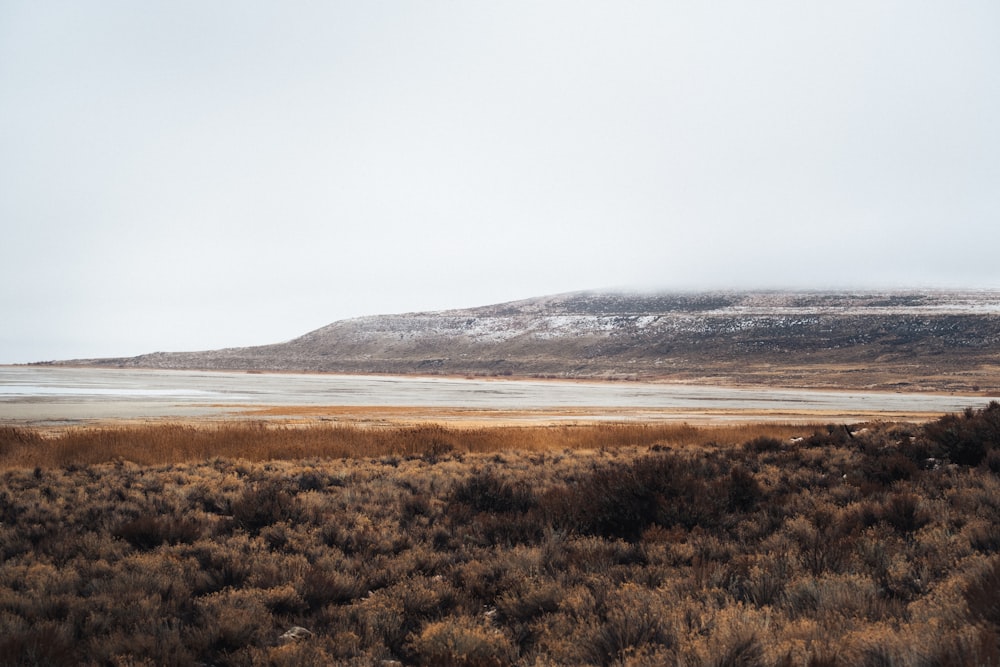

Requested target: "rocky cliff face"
[{"left": 60, "top": 290, "right": 1000, "bottom": 391}]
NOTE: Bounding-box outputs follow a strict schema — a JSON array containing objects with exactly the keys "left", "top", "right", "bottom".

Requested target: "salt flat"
[{"left": 1, "top": 366, "right": 995, "bottom": 427}]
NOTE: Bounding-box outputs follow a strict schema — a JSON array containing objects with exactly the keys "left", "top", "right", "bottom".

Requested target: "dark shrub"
[
  {"left": 711, "top": 635, "right": 765, "bottom": 667},
  {"left": 189, "top": 547, "right": 253, "bottom": 593},
  {"left": 186, "top": 483, "right": 229, "bottom": 514},
  {"left": 969, "top": 523, "right": 1000, "bottom": 554},
  {"left": 230, "top": 482, "right": 300, "bottom": 533},
  {"left": 728, "top": 556, "right": 789, "bottom": 607},
  {"left": 860, "top": 646, "right": 894, "bottom": 667},
  {"left": 583, "top": 601, "right": 672, "bottom": 666},
  {"left": 807, "top": 653, "right": 843, "bottom": 667},
  {"left": 450, "top": 470, "right": 536, "bottom": 514},
  {"left": 401, "top": 492, "right": 433, "bottom": 525},
  {"left": 860, "top": 448, "right": 919, "bottom": 487},
  {"left": 0, "top": 622, "right": 76, "bottom": 666},
  {"left": 879, "top": 493, "right": 930, "bottom": 534},
  {"left": 540, "top": 453, "right": 736, "bottom": 541},
  {"left": 898, "top": 434, "right": 937, "bottom": 467},
  {"left": 0, "top": 490, "right": 17, "bottom": 524},
  {"left": 726, "top": 464, "right": 763, "bottom": 512},
  {"left": 805, "top": 424, "right": 854, "bottom": 447},
  {"left": 964, "top": 556, "right": 1000, "bottom": 626},
  {"left": 497, "top": 581, "right": 562, "bottom": 624},
  {"left": 793, "top": 510, "right": 855, "bottom": 576},
  {"left": 743, "top": 436, "right": 784, "bottom": 454},
  {"left": 294, "top": 468, "right": 330, "bottom": 492},
  {"left": 114, "top": 515, "right": 203, "bottom": 550},
  {"left": 464, "top": 510, "right": 545, "bottom": 546},
  {"left": 540, "top": 462, "right": 660, "bottom": 541},
  {"left": 922, "top": 401, "right": 1000, "bottom": 466},
  {"left": 446, "top": 470, "right": 543, "bottom": 546},
  {"left": 916, "top": 626, "right": 1000, "bottom": 667},
  {"left": 985, "top": 448, "right": 1000, "bottom": 475}
]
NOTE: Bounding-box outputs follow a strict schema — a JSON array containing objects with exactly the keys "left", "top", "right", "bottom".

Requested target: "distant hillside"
[{"left": 53, "top": 290, "right": 1000, "bottom": 392}]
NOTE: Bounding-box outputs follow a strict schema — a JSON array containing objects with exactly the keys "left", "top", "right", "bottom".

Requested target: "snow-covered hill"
[{"left": 55, "top": 290, "right": 1000, "bottom": 391}]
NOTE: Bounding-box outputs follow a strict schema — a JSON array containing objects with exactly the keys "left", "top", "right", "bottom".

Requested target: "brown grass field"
[
  {"left": 2, "top": 404, "right": 1000, "bottom": 665},
  {"left": 0, "top": 421, "right": 832, "bottom": 469}
]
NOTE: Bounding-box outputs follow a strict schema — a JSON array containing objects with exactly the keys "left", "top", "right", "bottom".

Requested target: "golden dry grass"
[{"left": 0, "top": 420, "right": 818, "bottom": 468}]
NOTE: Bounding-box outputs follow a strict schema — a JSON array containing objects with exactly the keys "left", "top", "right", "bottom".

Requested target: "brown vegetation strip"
[{"left": 0, "top": 421, "right": 819, "bottom": 468}]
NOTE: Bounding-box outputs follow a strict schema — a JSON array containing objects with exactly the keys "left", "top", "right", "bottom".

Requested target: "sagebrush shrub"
[
  {"left": 450, "top": 469, "right": 536, "bottom": 514},
  {"left": 113, "top": 515, "right": 203, "bottom": 550},
  {"left": 542, "top": 452, "right": 766, "bottom": 541},
  {"left": 581, "top": 584, "right": 673, "bottom": 666},
  {"left": 805, "top": 424, "right": 855, "bottom": 447},
  {"left": 230, "top": 482, "right": 301, "bottom": 533},
  {"left": 879, "top": 493, "right": 930, "bottom": 534},
  {"left": 0, "top": 622, "right": 75, "bottom": 667},
  {"left": 743, "top": 436, "right": 784, "bottom": 454},
  {"left": 407, "top": 617, "right": 515, "bottom": 667},
  {"left": 860, "top": 446, "right": 919, "bottom": 487},
  {"left": 964, "top": 556, "right": 1000, "bottom": 627},
  {"left": 726, "top": 464, "right": 763, "bottom": 512},
  {"left": 300, "top": 564, "right": 366, "bottom": 609},
  {"left": 496, "top": 578, "right": 563, "bottom": 624},
  {"left": 922, "top": 401, "right": 1000, "bottom": 466},
  {"left": 710, "top": 634, "right": 766, "bottom": 667}
]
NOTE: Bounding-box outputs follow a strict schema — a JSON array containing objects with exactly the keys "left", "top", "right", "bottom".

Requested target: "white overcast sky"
[{"left": 2, "top": 2, "right": 999, "bottom": 363}]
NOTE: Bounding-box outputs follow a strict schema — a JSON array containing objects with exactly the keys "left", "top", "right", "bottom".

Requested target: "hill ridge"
[{"left": 50, "top": 289, "right": 1000, "bottom": 392}]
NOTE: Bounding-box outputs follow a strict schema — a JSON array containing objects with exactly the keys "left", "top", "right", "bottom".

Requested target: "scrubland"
[{"left": 1, "top": 404, "right": 1000, "bottom": 666}]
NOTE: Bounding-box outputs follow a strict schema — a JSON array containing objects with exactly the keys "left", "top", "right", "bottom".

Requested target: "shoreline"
[
  {"left": 7, "top": 362, "right": 996, "bottom": 397},
  {"left": 3, "top": 365, "right": 996, "bottom": 431}
]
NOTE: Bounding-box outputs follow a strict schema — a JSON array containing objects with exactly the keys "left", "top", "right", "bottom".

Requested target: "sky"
[{"left": 2, "top": 2, "right": 999, "bottom": 363}]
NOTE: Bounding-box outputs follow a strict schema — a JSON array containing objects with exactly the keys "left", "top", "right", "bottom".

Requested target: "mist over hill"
[{"left": 51, "top": 290, "right": 1000, "bottom": 392}]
